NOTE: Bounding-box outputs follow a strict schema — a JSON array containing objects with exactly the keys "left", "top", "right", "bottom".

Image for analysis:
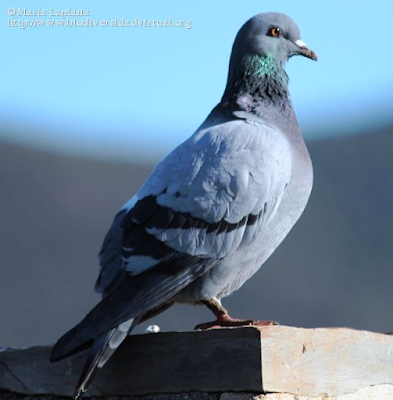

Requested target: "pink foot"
[{"left": 195, "top": 316, "right": 279, "bottom": 330}]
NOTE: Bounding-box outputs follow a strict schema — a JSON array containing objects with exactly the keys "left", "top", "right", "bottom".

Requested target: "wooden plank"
[
  {"left": 1, "top": 386, "right": 393, "bottom": 400},
  {"left": 260, "top": 326, "right": 393, "bottom": 396},
  {"left": 0, "top": 328, "right": 262, "bottom": 397},
  {"left": 220, "top": 385, "right": 393, "bottom": 399},
  {"left": 97, "top": 328, "right": 262, "bottom": 395},
  {"left": 1, "top": 326, "right": 393, "bottom": 397}
]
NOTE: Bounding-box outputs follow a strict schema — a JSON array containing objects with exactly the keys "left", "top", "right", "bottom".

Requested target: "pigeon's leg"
[{"left": 195, "top": 298, "right": 278, "bottom": 330}]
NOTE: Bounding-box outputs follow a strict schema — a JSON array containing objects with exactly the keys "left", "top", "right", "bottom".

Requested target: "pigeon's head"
[
  {"left": 222, "top": 12, "right": 317, "bottom": 109},
  {"left": 232, "top": 12, "right": 317, "bottom": 66}
]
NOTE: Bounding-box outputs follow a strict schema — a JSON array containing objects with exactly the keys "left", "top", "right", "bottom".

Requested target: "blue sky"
[{"left": 1, "top": 1, "right": 392, "bottom": 162}]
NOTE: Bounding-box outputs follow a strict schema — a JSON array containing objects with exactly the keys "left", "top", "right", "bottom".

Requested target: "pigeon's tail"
[{"left": 74, "top": 317, "right": 137, "bottom": 400}]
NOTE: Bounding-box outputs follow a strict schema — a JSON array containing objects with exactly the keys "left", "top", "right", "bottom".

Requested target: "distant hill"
[{"left": 1, "top": 128, "right": 392, "bottom": 348}]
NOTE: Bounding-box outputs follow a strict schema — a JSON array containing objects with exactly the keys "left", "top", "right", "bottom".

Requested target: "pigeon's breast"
[
  {"left": 176, "top": 129, "right": 313, "bottom": 302},
  {"left": 221, "top": 136, "right": 313, "bottom": 297}
]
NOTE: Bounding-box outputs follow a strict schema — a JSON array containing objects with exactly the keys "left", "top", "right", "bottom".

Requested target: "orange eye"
[{"left": 267, "top": 27, "right": 281, "bottom": 38}]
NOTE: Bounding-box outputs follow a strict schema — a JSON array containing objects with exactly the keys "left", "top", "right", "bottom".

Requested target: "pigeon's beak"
[{"left": 294, "top": 39, "right": 318, "bottom": 61}]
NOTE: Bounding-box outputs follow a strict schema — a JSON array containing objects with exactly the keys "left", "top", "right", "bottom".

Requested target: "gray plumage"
[{"left": 50, "top": 12, "right": 317, "bottom": 399}]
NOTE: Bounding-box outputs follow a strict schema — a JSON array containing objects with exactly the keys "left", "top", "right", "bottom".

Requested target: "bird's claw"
[{"left": 195, "top": 318, "right": 279, "bottom": 330}]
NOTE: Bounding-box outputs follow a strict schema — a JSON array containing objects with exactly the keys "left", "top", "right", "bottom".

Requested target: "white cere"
[{"left": 295, "top": 39, "right": 308, "bottom": 49}]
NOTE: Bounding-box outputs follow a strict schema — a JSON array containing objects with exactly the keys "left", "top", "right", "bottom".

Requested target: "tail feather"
[
  {"left": 51, "top": 258, "right": 215, "bottom": 363},
  {"left": 73, "top": 317, "right": 137, "bottom": 400}
]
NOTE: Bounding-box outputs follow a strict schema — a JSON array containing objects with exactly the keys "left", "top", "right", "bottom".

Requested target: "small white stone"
[{"left": 145, "top": 325, "right": 160, "bottom": 333}]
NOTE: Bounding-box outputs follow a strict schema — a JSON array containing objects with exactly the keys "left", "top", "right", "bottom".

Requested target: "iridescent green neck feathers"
[
  {"left": 221, "top": 52, "right": 291, "bottom": 113},
  {"left": 242, "top": 53, "right": 288, "bottom": 84}
]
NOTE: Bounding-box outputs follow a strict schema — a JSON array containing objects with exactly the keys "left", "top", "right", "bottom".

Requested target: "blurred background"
[{"left": 1, "top": 0, "right": 392, "bottom": 348}]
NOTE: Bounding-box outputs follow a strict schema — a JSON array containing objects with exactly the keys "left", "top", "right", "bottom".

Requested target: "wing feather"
[
  {"left": 53, "top": 119, "right": 292, "bottom": 363},
  {"left": 97, "top": 119, "right": 291, "bottom": 300}
]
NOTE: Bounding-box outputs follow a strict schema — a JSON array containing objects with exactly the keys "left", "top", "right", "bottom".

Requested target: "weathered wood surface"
[
  {"left": 0, "top": 326, "right": 392, "bottom": 398},
  {"left": 0, "top": 328, "right": 262, "bottom": 396},
  {"left": 2, "top": 385, "right": 393, "bottom": 399},
  {"left": 261, "top": 326, "right": 393, "bottom": 396}
]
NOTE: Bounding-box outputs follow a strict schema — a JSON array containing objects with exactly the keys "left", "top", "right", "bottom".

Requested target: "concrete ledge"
[{"left": 1, "top": 326, "right": 393, "bottom": 399}]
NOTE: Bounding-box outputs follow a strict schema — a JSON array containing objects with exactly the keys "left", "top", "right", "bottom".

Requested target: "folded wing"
[{"left": 51, "top": 119, "right": 291, "bottom": 362}]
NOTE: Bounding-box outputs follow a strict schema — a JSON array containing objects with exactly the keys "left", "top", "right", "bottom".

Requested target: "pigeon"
[{"left": 50, "top": 12, "right": 317, "bottom": 399}]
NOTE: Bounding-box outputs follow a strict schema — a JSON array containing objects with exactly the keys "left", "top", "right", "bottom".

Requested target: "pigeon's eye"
[{"left": 267, "top": 27, "right": 281, "bottom": 38}]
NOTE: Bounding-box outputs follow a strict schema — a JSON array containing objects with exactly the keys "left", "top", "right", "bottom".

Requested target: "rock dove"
[{"left": 50, "top": 12, "right": 317, "bottom": 399}]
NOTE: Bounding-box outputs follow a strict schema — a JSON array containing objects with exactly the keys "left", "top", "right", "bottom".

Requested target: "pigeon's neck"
[{"left": 221, "top": 53, "right": 292, "bottom": 115}]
